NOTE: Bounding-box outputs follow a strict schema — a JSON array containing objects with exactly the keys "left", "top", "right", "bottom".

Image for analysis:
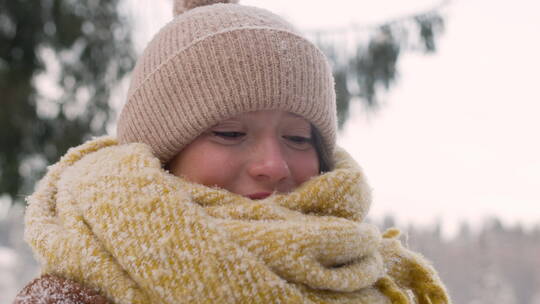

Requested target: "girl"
[{"left": 15, "top": 0, "right": 451, "bottom": 303}]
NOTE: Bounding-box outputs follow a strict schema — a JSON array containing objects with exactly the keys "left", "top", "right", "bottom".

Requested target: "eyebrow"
[
  {"left": 211, "top": 120, "right": 242, "bottom": 128},
  {"left": 287, "top": 112, "right": 305, "bottom": 119},
  {"left": 284, "top": 115, "right": 311, "bottom": 127}
]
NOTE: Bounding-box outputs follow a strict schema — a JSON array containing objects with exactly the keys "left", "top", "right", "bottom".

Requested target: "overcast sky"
[{"left": 122, "top": 0, "right": 540, "bottom": 236}]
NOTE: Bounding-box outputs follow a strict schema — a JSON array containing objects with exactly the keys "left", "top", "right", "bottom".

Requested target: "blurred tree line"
[
  {"left": 0, "top": 0, "right": 446, "bottom": 204},
  {"left": 381, "top": 216, "right": 540, "bottom": 304}
]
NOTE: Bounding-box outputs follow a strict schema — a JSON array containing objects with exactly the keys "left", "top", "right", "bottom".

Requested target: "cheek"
[
  {"left": 169, "top": 145, "right": 239, "bottom": 189},
  {"left": 191, "top": 159, "right": 235, "bottom": 188},
  {"left": 290, "top": 151, "right": 320, "bottom": 184}
]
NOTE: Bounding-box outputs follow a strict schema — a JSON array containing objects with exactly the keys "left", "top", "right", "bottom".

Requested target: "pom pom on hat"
[{"left": 173, "top": 0, "right": 239, "bottom": 16}]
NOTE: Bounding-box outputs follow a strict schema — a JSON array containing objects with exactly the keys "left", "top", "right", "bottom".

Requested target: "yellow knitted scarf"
[{"left": 25, "top": 137, "right": 451, "bottom": 304}]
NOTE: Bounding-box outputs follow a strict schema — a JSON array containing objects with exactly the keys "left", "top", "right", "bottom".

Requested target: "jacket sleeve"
[{"left": 13, "top": 274, "right": 109, "bottom": 304}]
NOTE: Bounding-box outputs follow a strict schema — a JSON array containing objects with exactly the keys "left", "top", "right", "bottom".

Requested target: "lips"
[{"left": 246, "top": 192, "right": 272, "bottom": 200}]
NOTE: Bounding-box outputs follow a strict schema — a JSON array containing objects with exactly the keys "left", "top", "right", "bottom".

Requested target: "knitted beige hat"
[{"left": 117, "top": 0, "right": 337, "bottom": 166}]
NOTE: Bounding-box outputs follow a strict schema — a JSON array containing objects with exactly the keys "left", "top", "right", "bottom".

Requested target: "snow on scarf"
[{"left": 24, "top": 137, "right": 451, "bottom": 304}]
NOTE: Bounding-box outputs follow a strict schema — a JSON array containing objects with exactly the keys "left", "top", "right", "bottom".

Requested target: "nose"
[{"left": 247, "top": 137, "right": 291, "bottom": 185}]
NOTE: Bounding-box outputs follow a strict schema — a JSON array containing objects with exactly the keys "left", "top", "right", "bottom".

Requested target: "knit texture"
[
  {"left": 116, "top": 2, "right": 337, "bottom": 165},
  {"left": 25, "top": 137, "right": 451, "bottom": 304}
]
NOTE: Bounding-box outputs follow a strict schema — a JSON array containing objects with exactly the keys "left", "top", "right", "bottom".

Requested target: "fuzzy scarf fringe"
[{"left": 25, "top": 137, "right": 450, "bottom": 304}]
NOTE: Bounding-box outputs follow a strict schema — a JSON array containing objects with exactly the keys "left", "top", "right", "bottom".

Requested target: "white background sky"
[{"left": 124, "top": 0, "right": 540, "bottom": 236}]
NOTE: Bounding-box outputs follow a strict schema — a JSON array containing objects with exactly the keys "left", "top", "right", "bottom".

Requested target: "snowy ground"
[
  {"left": 0, "top": 247, "right": 18, "bottom": 303},
  {"left": 0, "top": 205, "right": 39, "bottom": 303}
]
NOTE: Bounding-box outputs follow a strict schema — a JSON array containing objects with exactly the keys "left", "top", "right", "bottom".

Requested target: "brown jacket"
[{"left": 14, "top": 275, "right": 109, "bottom": 304}]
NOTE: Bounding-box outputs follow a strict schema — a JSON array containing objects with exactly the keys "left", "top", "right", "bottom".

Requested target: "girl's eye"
[
  {"left": 284, "top": 135, "right": 313, "bottom": 149},
  {"left": 212, "top": 131, "right": 245, "bottom": 139}
]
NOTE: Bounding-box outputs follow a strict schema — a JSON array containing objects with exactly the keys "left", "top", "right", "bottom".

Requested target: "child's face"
[{"left": 168, "top": 110, "right": 320, "bottom": 199}]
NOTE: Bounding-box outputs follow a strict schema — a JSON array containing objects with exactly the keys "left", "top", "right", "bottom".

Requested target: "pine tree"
[{"left": 0, "top": 0, "right": 135, "bottom": 202}]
